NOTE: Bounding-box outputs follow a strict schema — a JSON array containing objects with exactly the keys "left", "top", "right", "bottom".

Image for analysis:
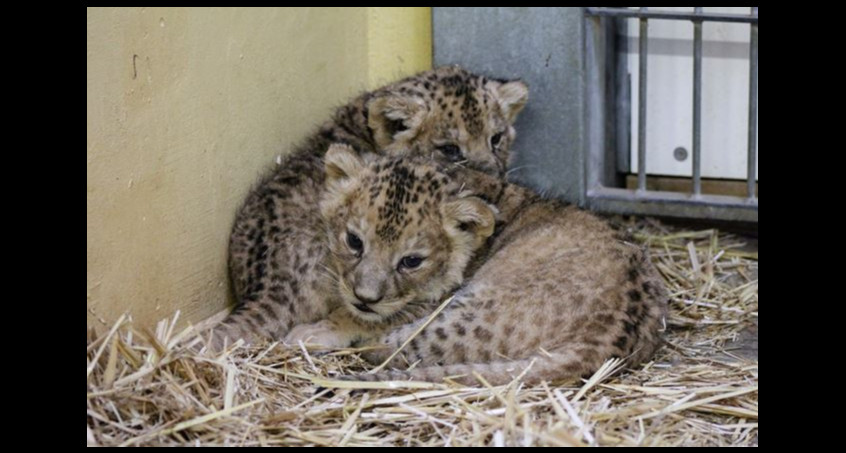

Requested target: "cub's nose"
[{"left": 353, "top": 288, "right": 383, "bottom": 305}]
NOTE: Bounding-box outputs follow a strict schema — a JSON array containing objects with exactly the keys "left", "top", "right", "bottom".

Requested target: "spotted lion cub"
[
  {"left": 294, "top": 160, "right": 669, "bottom": 386},
  {"left": 345, "top": 168, "right": 670, "bottom": 385},
  {"left": 218, "top": 66, "right": 528, "bottom": 347},
  {"left": 283, "top": 144, "right": 497, "bottom": 347}
]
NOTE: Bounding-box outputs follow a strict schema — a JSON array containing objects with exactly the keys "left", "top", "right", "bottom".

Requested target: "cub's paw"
[{"left": 285, "top": 321, "right": 349, "bottom": 349}]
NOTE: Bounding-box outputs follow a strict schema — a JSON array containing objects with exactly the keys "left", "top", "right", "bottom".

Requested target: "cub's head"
[
  {"left": 366, "top": 66, "right": 528, "bottom": 176},
  {"left": 320, "top": 144, "right": 496, "bottom": 323}
]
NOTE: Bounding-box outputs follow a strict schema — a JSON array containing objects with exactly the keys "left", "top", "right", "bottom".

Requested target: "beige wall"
[{"left": 87, "top": 7, "right": 431, "bottom": 331}]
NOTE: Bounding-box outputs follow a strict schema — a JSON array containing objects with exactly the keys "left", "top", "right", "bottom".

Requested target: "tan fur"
[
  {"left": 216, "top": 67, "right": 528, "bottom": 347},
  {"left": 284, "top": 145, "right": 495, "bottom": 347},
  {"left": 331, "top": 168, "right": 670, "bottom": 386}
]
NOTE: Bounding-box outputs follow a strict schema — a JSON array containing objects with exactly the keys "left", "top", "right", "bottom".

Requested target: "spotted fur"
[
  {"left": 283, "top": 145, "right": 495, "bottom": 347},
  {"left": 341, "top": 168, "right": 670, "bottom": 386},
  {"left": 215, "top": 67, "right": 528, "bottom": 347}
]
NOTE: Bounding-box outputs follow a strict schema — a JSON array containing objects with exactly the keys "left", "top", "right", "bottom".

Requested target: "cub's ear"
[
  {"left": 442, "top": 196, "right": 496, "bottom": 241},
  {"left": 493, "top": 79, "right": 529, "bottom": 124},
  {"left": 324, "top": 143, "right": 365, "bottom": 186},
  {"left": 366, "top": 93, "right": 428, "bottom": 147}
]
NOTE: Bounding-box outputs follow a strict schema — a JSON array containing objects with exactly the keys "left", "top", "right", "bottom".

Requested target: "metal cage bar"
[
  {"left": 747, "top": 7, "right": 758, "bottom": 199},
  {"left": 637, "top": 7, "right": 648, "bottom": 191},
  {"left": 692, "top": 7, "right": 703, "bottom": 196},
  {"left": 582, "top": 7, "right": 758, "bottom": 222},
  {"left": 585, "top": 7, "right": 758, "bottom": 24}
]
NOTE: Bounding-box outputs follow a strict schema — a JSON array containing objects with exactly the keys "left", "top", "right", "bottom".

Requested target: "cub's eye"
[
  {"left": 438, "top": 144, "right": 462, "bottom": 161},
  {"left": 346, "top": 231, "right": 363, "bottom": 254},
  {"left": 491, "top": 132, "right": 504, "bottom": 147},
  {"left": 399, "top": 255, "right": 425, "bottom": 270}
]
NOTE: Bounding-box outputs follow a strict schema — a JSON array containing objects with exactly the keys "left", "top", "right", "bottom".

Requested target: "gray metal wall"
[{"left": 434, "top": 7, "right": 587, "bottom": 204}]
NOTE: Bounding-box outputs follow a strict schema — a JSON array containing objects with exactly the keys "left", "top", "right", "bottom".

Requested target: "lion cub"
[
  {"left": 347, "top": 167, "right": 670, "bottom": 385},
  {"left": 283, "top": 144, "right": 497, "bottom": 347},
  {"left": 218, "top": 67, "right": 528, "bottom": 346}
]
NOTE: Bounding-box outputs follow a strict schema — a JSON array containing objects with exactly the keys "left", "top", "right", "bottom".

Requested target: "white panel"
[{"left": 628, "top": 7, "right": 757, "bottom": 180}]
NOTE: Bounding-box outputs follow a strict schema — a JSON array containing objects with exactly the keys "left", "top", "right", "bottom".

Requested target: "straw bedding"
[{"left": 86, "top": 217, "right": 758, "bottom": 446}]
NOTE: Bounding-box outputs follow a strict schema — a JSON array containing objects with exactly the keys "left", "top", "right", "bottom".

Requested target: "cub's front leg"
[
  {"left": 284, "top": 309, "right": 385, "bottom": 349},
  {"left": 285, "top": 319, "right": 351, "bottom": 349}
]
